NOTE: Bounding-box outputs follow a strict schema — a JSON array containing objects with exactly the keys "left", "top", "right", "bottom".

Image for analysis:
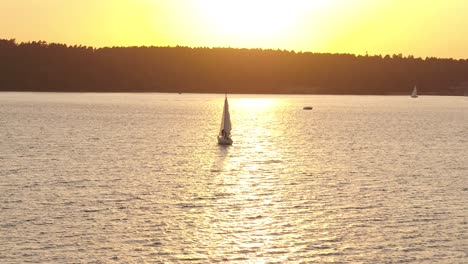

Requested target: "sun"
[
  {"left": 197, "top": 1, "right": 294, "bottom": 35},
  {"left": 191, "top": 0, "right": 327, "bottom": 48}
]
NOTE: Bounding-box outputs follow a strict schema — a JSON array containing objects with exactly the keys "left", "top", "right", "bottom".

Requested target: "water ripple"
[{"left": 0, "top": 93, "right": 467, "bottom": 263}]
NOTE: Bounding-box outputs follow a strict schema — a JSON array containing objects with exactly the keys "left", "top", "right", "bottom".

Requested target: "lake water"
[{"left": 0, "top": 92, "right": 467, "bottom": 263}]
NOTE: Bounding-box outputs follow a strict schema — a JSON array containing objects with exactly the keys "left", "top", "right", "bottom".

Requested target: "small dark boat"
[{"left": 303, "top": 106, "right": 313, "bottom": 110}]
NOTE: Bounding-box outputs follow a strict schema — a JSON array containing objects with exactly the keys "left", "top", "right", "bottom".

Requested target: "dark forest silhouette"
[{"left": 1, "top": 39, "right": 467, "bottom": 95}]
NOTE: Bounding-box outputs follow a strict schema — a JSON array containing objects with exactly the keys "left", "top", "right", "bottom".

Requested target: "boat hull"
[{"left": 218, "top": 136, "right": 233, "bottom": 145}]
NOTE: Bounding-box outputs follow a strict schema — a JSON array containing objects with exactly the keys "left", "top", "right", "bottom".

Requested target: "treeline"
[{"left": 1, "top": 39, "right": 467, "bottom": 95}]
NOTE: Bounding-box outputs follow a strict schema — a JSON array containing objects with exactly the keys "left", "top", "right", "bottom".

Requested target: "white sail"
[
  {"left": 218, "top": 96, "right": 233, "bottom": 145},
  {"left": 411, "top": 86, "right": 418, "bottom": 98},
  {"left": 219, "top": 97, "right": 231, "bottom": 136}
]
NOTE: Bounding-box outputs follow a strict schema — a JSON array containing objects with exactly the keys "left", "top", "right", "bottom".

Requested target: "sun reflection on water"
[
  {"left": 234, "top": 97, "right": 281, "bottom": 111},
  {"left": 230, "top": 97, "right": 286, "bottom": 145},
  {"left": 204, "top": 96, "right": 319, "bottom": 261}
]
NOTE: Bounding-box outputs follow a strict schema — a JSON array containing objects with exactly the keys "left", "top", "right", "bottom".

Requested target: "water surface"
[{"left": 0, "top": 93, "right": 467, "bottom": 263}]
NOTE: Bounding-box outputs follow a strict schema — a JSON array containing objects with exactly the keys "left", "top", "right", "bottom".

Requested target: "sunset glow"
[
  {"left": 1, "top": 0, "right": 468, "bottom": 58},
  {"left": 190, "top": 0, "right": 323, "bottom": 48}
]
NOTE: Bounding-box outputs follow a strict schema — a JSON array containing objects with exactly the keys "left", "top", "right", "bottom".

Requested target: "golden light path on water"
[{"left": 164, "top": 96, "right": 357, "bottom": 262}]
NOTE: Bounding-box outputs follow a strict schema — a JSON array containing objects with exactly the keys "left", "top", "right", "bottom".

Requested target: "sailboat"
[
  {"left": 411, "top": 85, "right": 418, "bottom": 98},
  {"left": 218, "top": 95, "right": 233, "bottom": 145}
]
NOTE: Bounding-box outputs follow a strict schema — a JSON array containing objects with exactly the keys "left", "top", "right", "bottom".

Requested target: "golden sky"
[{"left": 1, "top": 0, "right": 467, "bottom": 58}]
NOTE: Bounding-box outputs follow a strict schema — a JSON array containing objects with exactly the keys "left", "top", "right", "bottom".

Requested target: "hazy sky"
[{"left": 1, "top": 0, "right": 468, "bottom": 58}]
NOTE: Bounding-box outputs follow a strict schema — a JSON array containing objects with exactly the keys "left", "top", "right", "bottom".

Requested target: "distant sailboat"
[
  {"left": 411, "top": 86, "right": 418, "bottom": 98},
  {"left": 218, "top": 95, "right": 233, "bottom": 145}
]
